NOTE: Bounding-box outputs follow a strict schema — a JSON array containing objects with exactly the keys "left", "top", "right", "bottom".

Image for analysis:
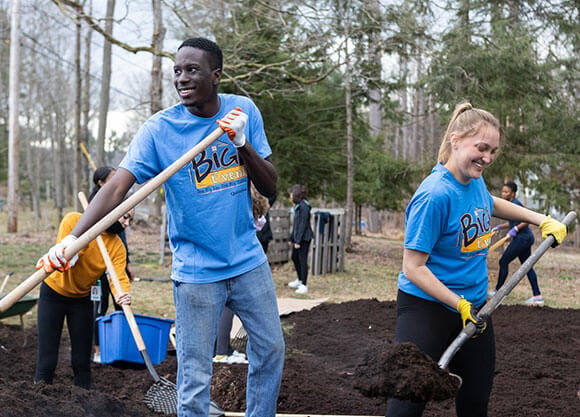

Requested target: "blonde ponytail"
[{"left": 437, "top": 102, "right": 502, "bottom": 163}]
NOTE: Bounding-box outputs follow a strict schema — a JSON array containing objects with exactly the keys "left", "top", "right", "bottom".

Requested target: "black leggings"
[
  {"left": 386, "top": 290, "right": 495, "bottom": 417},
  {"left": 291, "top": 240, "right": 311, "bottom": 285},
  {"left": 35, "top": 283, "right": 94, "bottom": 389}
]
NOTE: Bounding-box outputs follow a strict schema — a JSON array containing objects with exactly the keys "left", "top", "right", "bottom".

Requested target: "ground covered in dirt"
[{"left": 0, "top": 299, "right": 579, "bottom": 417}]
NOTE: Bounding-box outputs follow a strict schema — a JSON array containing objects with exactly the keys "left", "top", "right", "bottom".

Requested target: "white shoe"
[
  {"left": 288, "top": 279, "right": 302, "bottom": 288},
  {"left": 524, "top": 295, "right": 545, "bottom": 306},
  {"left": 295, "top": 284, "right": 308, "bottom": 294},
  {"left": 231, "top": 350, "right": 246, "bottom": 359},
  {"left": 93, "top": 353, "right": 101, "bottom": 363},
  {"left": 227, "top": 354, "right": 248, "bottom": 364}
]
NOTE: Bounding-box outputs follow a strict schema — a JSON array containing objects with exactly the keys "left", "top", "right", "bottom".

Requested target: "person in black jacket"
[
  {"left": 257, "top": 194, "right": 277, "bottom": 254},
  {"left": 287, "top": 184, "right": 314, "bottom": 294}
]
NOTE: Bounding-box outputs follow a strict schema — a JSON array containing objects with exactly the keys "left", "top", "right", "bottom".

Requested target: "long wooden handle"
[
  {"left": 489, "top": 234, "right": 510, "bottom": 252},
  {"left": 0, "top": 126, "right": 224, "bottom": 313},
  {"left": 78, "top": 192, "right": 146, "bottom": 350},
  {"left": 439, "top": 211, "right": 577, "bottom": 370},
  {"left": 80, "top": 142, "right": 97, "bottom": 171}
]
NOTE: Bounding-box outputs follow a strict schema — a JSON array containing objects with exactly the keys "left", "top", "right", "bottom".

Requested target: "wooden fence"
[
  {"left": 267, "top": 208, "right": 345, "bottom": 276},
  {"left": 310, "top": 209, "right": 345, "bottom": 275},
  {"left": 267, "top": 208, "right": 292, "bottom": 264}
]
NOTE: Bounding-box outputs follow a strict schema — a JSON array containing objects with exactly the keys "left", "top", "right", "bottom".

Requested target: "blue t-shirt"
[
  {"left": 398, "top": 163, "right": 495, "bottom": 308},
  {"left": 120, "top": 94, "right": 270, "bottom": 283}
]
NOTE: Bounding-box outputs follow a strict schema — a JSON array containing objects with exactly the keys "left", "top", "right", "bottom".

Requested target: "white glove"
[
  {"left": 36, "top": 235, "right": 79, "bottom": 273},
  {"left": 217, "top": 107, "right": 247, "bottom": 148}
]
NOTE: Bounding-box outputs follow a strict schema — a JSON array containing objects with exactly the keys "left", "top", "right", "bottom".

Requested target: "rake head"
[
  {"left": 143, "top": 378, "right": 225, "bottom": 416},
  {"left": 143, "top": 377, "right": 178, "bottom": 414}
]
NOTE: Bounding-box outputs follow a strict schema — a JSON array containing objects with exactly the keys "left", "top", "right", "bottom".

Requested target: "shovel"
[
  {"left": 78, "top": 192, "right": 179, "bottom": 413},
  {"left": 0, "top": 126, "right": 224, "bottom": 314},
  {"left": 438, "top": 211, "right": 577, "bottom": 382}
]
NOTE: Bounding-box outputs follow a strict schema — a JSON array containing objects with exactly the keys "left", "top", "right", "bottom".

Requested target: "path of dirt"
[{"left": 1, "top": 299, "right": 579, "bottom": 416}]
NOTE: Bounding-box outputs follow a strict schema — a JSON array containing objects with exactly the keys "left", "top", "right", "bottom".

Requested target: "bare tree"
[
  {"left": 95, "top": 0, "right": 115, "bottom": 167},
  {"left": 73, "top": 4, "right": 82, "bottom": 211},
  {"left": 150, "top": 0, "right": 165, "bottom": 220},
  {"left": 7, "top": 0, "right": 21, "bottom": 233},
  {"left": 81, "top": 0, "right": 94, "bottom": 191}
]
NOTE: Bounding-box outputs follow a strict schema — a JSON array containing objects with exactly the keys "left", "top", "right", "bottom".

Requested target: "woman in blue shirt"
[{"left": 387, "top": 102, "right": 567, "bottom": 417}]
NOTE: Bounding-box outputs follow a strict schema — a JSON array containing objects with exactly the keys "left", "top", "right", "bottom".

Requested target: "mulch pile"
[{"left": 1, "top": 299, "right": 579, "bottom": 416}]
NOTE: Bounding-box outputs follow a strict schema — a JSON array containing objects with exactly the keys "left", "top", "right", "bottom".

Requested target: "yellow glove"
[
  {"left": 539, "top": 216, "right": 567, "bottom": 247},
  {"left": 457, "top": 298, "right": 487, "bottom": 336}
]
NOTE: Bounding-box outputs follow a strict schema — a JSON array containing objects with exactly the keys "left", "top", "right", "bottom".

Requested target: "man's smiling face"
[{"left": 173, "top": 46, "right": 221, "bottom": 117}]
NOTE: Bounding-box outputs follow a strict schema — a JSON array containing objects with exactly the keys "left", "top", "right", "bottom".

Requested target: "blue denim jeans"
[{"left": 173, "top": 262, "right": 285, "bottom": 417}]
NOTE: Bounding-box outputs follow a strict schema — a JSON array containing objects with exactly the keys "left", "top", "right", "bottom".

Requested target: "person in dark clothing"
[
  {"left": 257, "top": 194, "right": 277, "bottom": 254},
  {"left": 287, "top": 184, "right": 314, "bottom": 294},
  {"left": 489, "top": 181, "right": 544, "bottom": 306}
]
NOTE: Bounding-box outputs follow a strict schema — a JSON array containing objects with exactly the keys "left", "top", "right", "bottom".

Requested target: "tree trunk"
[
  {"left": 7, "top": 0, "right": 21, "bottom": 233},
  {"left": 82, "top": 0, "right": 93, "bottom": 190},
  {"left": 150, "top": 0, "right": 166, "bottom": 221},
  {"left": 96, "top": 0, "right": 115, "bottom": 166},
  {"left": 366, "top": 0, "right": 382, "bottom": 139},
  {"left": 399, "top": 50, "right": 409, "bottom": 160},
  {"left": 73, "top": 7, "right": 82, "bottom": 211},
  {"left": 344, "top": 40, "right": 354, "bottom": 248},
  {"left": 24, "top": 111, "right": 40, "bottom": 231}
]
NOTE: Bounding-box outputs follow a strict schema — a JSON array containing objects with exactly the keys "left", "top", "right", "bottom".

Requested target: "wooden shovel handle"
[
  {"left": 439, "top": 211, "right": 577, "bottom": 370},
  {"left": 0, "top": 126, "right": 224, "bottom": 313},
  {"left": 78, "top": 192, "right": 146, "bottom": 351}
]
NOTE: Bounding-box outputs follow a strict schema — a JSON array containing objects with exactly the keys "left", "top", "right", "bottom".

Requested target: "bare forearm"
[
  {"left": 492, "top": 197, "right": 545, "bottom": 226},
  {"left": 403, "top": 249, "right": 461, "bottom": 309},
  {"left": 239, "top": 147, "right": 277, "bottom": 197}
]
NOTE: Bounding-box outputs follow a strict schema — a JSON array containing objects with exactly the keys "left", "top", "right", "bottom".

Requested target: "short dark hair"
[
  {"left": 290, "top": 184, "right": 307, "bottom": 204},
  {"left": 178, "top": 37, "right": 223, "bottom": 71},
  {"left": 504, "top": 181, "right": 518, "bottom": 193}
]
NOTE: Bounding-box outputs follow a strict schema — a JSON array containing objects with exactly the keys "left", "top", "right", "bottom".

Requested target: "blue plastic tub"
[{"left": 97, "top": 311, "right": 174, "bottom": 365}]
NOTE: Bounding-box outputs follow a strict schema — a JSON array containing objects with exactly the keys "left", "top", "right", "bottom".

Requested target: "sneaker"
[
  {"left": 92, "top": 353, "right": 101, "bottom": 363},
  {"left": 213, "top": 355, "right": 228, "bottom": 363},
  {"left": 288, "top": 279, "right": 302, "bottom": 288},
  {"left": 226, "top": 354, "right": 248, "bottom": 365},
  {"left": 295, "top": 284, "right": 308, "bottom": 294},
  {"left": 231, "top": 350, "right": 246, "bottom": 359},
  {"left": 524, "top": 295, "right": 545, "bottom": 306},
  {"left": 487, "top": 289, "right": 497, "bottom": 298}
]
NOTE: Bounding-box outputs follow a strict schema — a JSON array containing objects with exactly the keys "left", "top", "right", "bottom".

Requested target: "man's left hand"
[{"left": 217, "top": 107, "right": 247, "bottom": 147}]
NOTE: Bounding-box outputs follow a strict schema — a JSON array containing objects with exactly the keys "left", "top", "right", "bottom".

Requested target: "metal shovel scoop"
[{"left": 438, "top": 211, "right": 577, "bottom": 383}]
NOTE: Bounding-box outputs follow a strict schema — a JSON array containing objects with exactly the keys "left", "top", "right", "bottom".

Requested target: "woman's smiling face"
[{"left": 445, "top": 123, "right": 500, "bottom": 184}]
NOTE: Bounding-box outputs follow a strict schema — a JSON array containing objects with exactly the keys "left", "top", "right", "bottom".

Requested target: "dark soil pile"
[
  {"left": 1, "top": 299, "right": 579, "bottom": 417},
  {"left": 354, "top": 342, "right": 460, "bottom": 402}
]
